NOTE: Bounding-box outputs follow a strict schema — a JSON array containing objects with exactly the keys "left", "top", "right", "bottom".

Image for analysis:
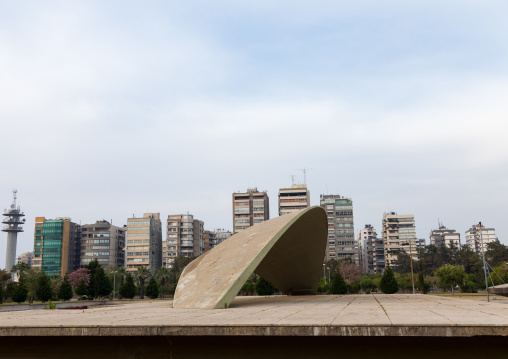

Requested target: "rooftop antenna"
[
  {"left": 290, "top": 175, "right": 296, "bottom": 185},
  {"left": 298, "top": 168, "right": 312, "bottom": 185}
]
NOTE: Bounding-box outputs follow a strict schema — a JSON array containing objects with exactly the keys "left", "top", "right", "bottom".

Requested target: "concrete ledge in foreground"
[{"left": 2, "top": 294, "right": 508, "bottom": 338}]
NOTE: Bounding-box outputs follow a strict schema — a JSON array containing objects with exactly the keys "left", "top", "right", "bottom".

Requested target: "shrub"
[
  {"left": 255, "top": 277, "right": 277, "bottom": 296},
  {"left": 11, "top": 283, "right": 28, "bottom": 303},
  {"left": 329, "top": 271, "right": 348, "bottom": 295},
  {"left": 380, "top": 266, "right": 399, "bottom": 294},
  {"left": 120, "top": 274, "right": 136, "bottom": 299},
  {"left": 35, "top": 273, "right": 53, "bottom": 302},
  {"left": 145, "top": 277, "right": 160, "bottom": 299},
  {"left": 75, "top": 279, "right": 88, "bottom": 297},
  {"left": 58, "top": 274, "right": 73, "bottom": 301}
]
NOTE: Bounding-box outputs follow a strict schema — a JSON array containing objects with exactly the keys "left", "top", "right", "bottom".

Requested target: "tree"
[
  {"left": 35, "top": 272, "right": 53, "bottom": 302},
  {"left": 11, "top": 283, "right": 28, "bottom": 303},
  {"left": 120, "top": 273, "right": 136, "bottom": 299},
  {"left": 0, "top": 278, "right": 3, "bottom": 304},
  {"left": 68, "top": 268, "right": 91, "bottom": 291},
  {"left": 435, "top": 264, "right": 465, "bottom": 294},
  {"left": 329, "top": 270, "right": 348, "bottom": 295},
  {"left": 145, "top": 277, "right": 160, "bottom": 299},
  {"left": 486, "top": 239, "right": 508, "bottom": 268},
  {"left": 417, "top": 260, "right": 429, "bottom": 294},
  {"left": 380, "top": 266, "right": 399, "bottom": 294},
  {"left": 360, "top": 278, "right": 375, "bottom": 292},
  {"left": 136, "top": 267, "right": 151, "bottom": 299},
  {"left": 255, "top": 277, "right": 277, "bottom": 296},
  {"left": 58, "top": 274, "right": 73, "bottom": 301},
  {"left": 75, "top": 279, "right": 88, "bottom": 297},
  {"left": 22, "top": 269, "right": 42, "bottom": 303},
  {"left": 85, "top": 259, "right": 102, "bottom": 298},
  {"left": 338, "top": 262, "right": 361, "bottom": 285},
  {"left": 96, "top": 266, "right": 112, "bottom": 297}
]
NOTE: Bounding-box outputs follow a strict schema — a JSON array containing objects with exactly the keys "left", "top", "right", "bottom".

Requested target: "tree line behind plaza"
[{"left": 1, "top": 239, "right": 508, "bottom": 303}]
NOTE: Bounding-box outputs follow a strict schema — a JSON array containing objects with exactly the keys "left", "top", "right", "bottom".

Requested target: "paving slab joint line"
[{"left": 372, "top": 295, "right": 392, "bottom": 325}]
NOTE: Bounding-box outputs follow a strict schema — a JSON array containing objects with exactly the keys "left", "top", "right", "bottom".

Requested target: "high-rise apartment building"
[
  {"left": 232, "top": 188, "right": 269, "bottom": 234},
  {"left": 358, "top": 224, "right": 385, "bottom": 274},
  {"left": 466, "top": 224, "right": 496, "bottom": 255},
  {"left": 32, "top": 217, "right": 82, "bottom": 277},
  {"left": 165, "top": 214, "right": 204, "bottom": 268},
  {"left": 80, "top": 220, "right": 126, "bottom": 268},
  {"left": 430, "top": 225, "right": 460, "bottom": 248},
  {"left": 278, "top": 184, "right": 310, "bottom": 216},
  {"left": 319, "top": 194, "right": 357, "bottom": 262},
  {"left": 203, "top": 230, "right": 216, "bottom": 252},
  {"left": 382, "top": 212, "right": 418, "bottom": 266},
  {"left": 126, "top": 213, "right": 162, "bottom": 274}
]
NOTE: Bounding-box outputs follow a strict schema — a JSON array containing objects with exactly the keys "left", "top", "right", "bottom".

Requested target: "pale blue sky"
[{"left": 1, "top": 1, "right": 508, "bottom": 269}]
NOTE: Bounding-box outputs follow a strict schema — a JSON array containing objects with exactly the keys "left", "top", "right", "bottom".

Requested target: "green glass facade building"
[{"left": 33, "top": 217, "right": 81, "bottom": 277}]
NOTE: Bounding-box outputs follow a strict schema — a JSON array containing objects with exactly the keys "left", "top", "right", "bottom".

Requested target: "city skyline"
[{"left": 2, "top": 1, "right": 508, "bottom": 269}]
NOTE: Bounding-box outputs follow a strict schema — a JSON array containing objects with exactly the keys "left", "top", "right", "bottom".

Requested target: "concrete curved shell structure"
[{"left": 173, "top": 206, "right": 327, "bottom": 309}]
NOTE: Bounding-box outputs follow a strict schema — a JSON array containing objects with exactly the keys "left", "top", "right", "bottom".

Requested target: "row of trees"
[{"left": 0, "top": 255, "right": 198, "bottom": 304}]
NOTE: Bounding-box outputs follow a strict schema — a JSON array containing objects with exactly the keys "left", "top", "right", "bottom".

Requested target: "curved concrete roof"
[{"left": 173, "top": 206, "right": 328, "bottom": 309}]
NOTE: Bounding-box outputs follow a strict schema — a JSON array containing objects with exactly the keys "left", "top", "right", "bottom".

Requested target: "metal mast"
[{"left": 2, "top": 190, "right": 25, "bottom": 274}]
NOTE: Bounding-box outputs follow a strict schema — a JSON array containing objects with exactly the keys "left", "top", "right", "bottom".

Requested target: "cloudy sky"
[{"left": 1, "top": 1, "right": 507, "bottom": 269}]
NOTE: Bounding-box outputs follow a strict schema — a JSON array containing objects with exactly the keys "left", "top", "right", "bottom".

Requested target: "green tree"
[
  {"left": 255, "top": 277, "right": 277, "bottom": 296},
  {"left": 85, "top": 259, "right": 101, "bottom": 298},
  {"left": 136, "top": 267, "right": 151, "bottom": 299},
  {"left": 329, "top": 270, "right": 348, "bottom": 295},
  {"left": 435, "top": 264, "right": 465, "bottom": 294},
  {"left": 417, "top": 260, "right": 429, "bottom": 294},
  {"left": 11, "top": 283, "right": 28, "bottom": 303},
  {"left": 22, "top": 269, "right": 42, "bottom": 303},
  {"left": 58, "top": 274, "right": 73, "bottom": 301},
  {"left": 380, "top": 266, "right": 399, "bottom": 294},
  {"left": 145, "top": 276, "right": 160, "bottom": 299},
  {"left": 75, "top": 279, "right": 88, "bottom": 297},
  {"left": 486, "top": 239, "right": 508, "bottom": 268},
  {"left": 120, "top": 273, "right": 136, "bottom": 299},
  {"left": 360, "top": 278, "right": 375, "bottom": 292},
  {"left": 96, "top": 266, "right": 112, "bottom": 297},
  {"left": 35, "top": 272, "right": 53, "bottom": 302}
]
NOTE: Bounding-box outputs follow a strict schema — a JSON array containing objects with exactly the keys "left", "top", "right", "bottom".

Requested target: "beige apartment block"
[
  {"left": 232, "top": 188, "right": 269, "bottom": 234},
  {"left": 80, "top": 220, "right": 126, "bottom": 268},
  {"left": 126, "top": 213, "right": 162, "bottom": 274},
  {"left": 382, "top": 212, "right": 418, "bottom": 266},
  {"left": 278, "top": 184, "right": 310, "bottom": 216},
  {"left": 165, "top": 214, "right": 204, "bottom": 268},
  {"left": 319, "top": 194, "right": 357, "bottom": 262},
  {"left": 16, "top": 252, "right": 32, "bottom": 267},
  {"left": 466, "top": 224, "right": 496, "bottom": 255},
  {"left": 430, "top": 225, "right": 460, "bottom": 248}
]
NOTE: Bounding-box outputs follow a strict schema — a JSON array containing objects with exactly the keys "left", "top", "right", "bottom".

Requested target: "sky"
[{"left": 1, "top": 0, "right": 508, "bottom": 270}]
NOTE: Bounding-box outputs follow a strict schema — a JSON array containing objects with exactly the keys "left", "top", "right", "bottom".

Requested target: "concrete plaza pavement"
[{"left": 1, "top": 294, "right": 508, "bottom": 358}]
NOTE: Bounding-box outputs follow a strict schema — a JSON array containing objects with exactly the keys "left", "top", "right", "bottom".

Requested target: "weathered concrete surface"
[
  {"left": 173, "top": 206, "right": 327, "bottom": 309},
  {"left": 2, "top": 294, "right": 508, "bottom": 337},
  {"left": 0, "top": 300, "right": 111, "bottom": 312},
  {"left": 488, "top": 283, "right": 508, "bottom": 297}
]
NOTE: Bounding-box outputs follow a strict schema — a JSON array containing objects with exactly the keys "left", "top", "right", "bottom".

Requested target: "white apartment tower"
[
  {"left": 382, "top": 212, "right": 418, "bottom": 266},
  {"left": 466, "top": 224, "right": 496, "bottom": 255},
  {"left": 430, "top": 225, "right": 460, "bottom": 248},
  {"left": 358, "top": 224, "right": 385, "bottom": 274}
]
